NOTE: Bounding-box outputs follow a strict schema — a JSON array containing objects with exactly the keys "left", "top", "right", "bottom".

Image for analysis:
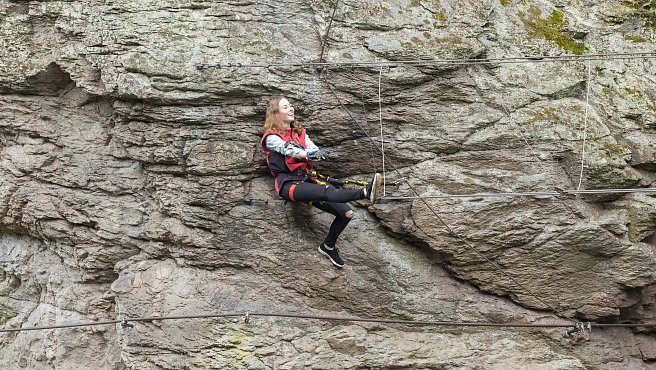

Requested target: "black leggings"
[{"left": 280, "top": 181, "right": 365, "bottom": 247}]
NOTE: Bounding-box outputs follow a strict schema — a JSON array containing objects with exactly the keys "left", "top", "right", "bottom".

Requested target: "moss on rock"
[
  {"left": 519, "top": 6, "right": 587, "bottom": 54},
  {"left": 0, "top": 303, "right": 17, "bottom": 325},
  {"left": 623, "top": 34, "right": 648, "bottom": 42}
]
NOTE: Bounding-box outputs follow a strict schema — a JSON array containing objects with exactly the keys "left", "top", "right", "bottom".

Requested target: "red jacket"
[{"left": 261, "top": 129, "right": 314, "bottom": 194}]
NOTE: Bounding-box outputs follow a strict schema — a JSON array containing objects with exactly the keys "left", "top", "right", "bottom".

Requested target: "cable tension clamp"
[{"left": 564, "top": 322, "right": 592, "bottom": 338}]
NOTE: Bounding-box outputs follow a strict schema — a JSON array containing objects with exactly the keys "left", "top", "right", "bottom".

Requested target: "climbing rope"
[
  {"left": 317, "top": 0, "right": 340, "bottom": 63},
  {"left": 321, "top": 73, "right": 580, "bottom": 324},
  {"left": 378, "top": 66, "right": 386, "bottom": 196},
  {"left": 576, "top": 60, "right": 593, "bottom": 191},
  {"left": 309, "top": 0, "right": 580, "bottom": 317}
]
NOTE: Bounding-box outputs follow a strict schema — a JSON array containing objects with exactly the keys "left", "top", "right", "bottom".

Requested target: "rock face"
[{"left": 1, "top": 0, "right": 656, "bottom": 368}]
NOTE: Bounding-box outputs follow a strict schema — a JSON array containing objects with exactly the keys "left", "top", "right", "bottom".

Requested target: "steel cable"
[
  {"left": 197, "top": 52, "right": 656, "bottom": 69},
  {"left": 3, "top": 311, "right": 656, "bottom": 334}
]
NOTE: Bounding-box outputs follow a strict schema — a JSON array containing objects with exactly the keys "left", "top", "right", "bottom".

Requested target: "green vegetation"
[
  {"left": 411, "top": 0, "right": 447, "bottom": 22},
  {"left": 600, "top": 141, "right": 632, "bottom": 159},
  {"left": 622, "top": 85, "right": 656, "bottom": 113},
  {"left": 0, "top": 304, "right": 17, "bottom": 325},
  {"left": 623, "top": 0, "right": 656, "bottom": 27},
  {"left": 500, "top": 0, "right": 511, "bottom": 6},
  {"left": 624, "top": 85, "right": 643, "bottom": 98},
  {"left": 624, "top": 0, "right": 656, "bottom": 15},
  {"left": 411, "top": 36, "right": 424, "bottom": 46},
  {"left": 645, "top": 0, "right": 656, "bottom": 15},
  {"left": 623, "top": 34, "right": 648, "bottom": 42},
  {"left": 518, "top": 6, "right": 587, "bottom": 54},
  {"left": 530, "top": 106, "right": 562, "bottom": 122}
]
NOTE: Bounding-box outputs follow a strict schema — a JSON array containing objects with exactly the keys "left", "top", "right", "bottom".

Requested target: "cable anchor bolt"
[
  {"left": 393, "top": 177, "right": 408, "bottom": 186},
  {"left": 121, "top": 318, "right": 134, "bottom": 328}
]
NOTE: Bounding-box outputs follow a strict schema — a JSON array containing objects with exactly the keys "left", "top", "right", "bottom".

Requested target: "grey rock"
[{"left": 1, "top": 0, "right": 656, "bottom": 369}]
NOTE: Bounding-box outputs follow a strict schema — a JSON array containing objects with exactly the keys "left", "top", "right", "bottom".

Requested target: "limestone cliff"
[{"left": 1, "top": 0, "right": 656, "bottom": 369}]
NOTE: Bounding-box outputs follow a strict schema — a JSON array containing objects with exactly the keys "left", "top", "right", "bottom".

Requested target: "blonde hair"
[{"left": 263, "top": 96, "right": 302, "bottom": 133}]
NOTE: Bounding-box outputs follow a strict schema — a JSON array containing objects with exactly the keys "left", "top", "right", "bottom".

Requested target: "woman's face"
[{"left": 278, "top": 98, "right": 295, "bottom": 125}]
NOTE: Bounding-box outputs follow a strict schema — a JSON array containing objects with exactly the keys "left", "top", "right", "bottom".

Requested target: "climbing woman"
[{"left": 261, "top": 96, "right": 382, "bottom": 268}]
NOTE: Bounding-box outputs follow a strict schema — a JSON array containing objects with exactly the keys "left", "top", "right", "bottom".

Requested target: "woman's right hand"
[{"left": 298, "top": 151, "right": 307, "bottom": 159}]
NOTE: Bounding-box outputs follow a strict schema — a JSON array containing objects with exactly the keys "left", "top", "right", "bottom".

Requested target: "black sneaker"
[
  {"left": 364, "top": 173, "right": 382, "bottom": 204},
  {"left": 318, "top": 243, "right": 344, "bottom": 268}
]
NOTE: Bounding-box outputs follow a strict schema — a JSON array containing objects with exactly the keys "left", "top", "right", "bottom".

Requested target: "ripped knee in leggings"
[{"left": 345, "top": 210, "right": 354, "bottom": 218}]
